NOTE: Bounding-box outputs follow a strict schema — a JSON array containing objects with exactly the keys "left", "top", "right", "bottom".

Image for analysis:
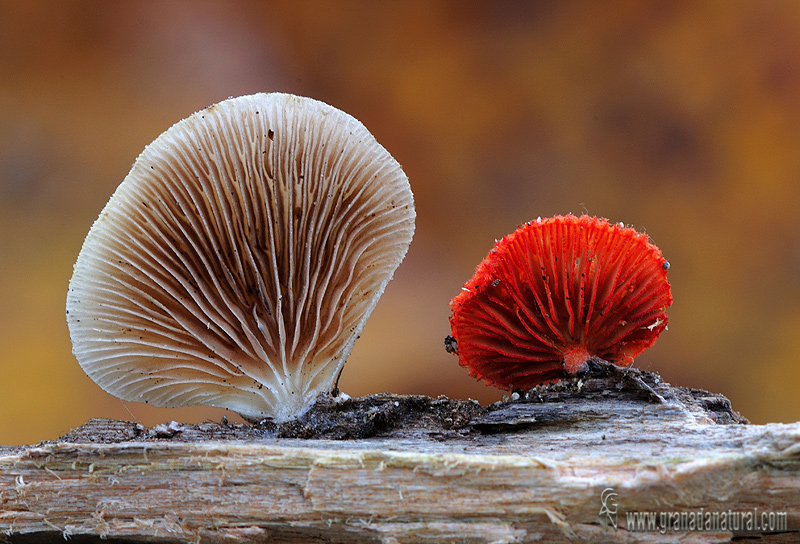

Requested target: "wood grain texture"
[{"left": 1, "top": 371, "right": 798, "bottom": 543}]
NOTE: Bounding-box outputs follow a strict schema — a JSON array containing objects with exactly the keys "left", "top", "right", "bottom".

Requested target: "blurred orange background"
[{"left": 3, "top": 1, "right": 800, "bottom": 445}]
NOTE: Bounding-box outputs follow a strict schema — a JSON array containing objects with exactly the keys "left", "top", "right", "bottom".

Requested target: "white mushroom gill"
[{"left": 66, "top": 93, "right": 415, "bottom": 422}]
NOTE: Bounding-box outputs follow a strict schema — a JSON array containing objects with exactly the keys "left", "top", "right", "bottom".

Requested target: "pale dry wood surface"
[{"left": 1, "top": 369, "right": 799, "bottom": 543}]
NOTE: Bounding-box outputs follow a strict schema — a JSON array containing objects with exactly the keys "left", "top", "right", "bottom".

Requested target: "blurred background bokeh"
[{"left": 3, "top": 1, "right": 800, "bottom": 445}]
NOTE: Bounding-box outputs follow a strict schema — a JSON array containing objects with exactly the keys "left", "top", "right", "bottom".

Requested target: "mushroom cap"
[
  {"left": 449, "top": 214, "right": 672, "bottom": 390},
  {"left": 66, "top": 93, "right": 415, "bottom": 422}
]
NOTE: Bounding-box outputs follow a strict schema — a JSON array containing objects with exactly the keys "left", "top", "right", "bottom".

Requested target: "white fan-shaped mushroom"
[{"left": 66, "top": 93, "right": 415, "bottom": 422}]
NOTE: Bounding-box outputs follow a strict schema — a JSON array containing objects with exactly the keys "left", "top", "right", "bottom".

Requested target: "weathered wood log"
[{"left": 1, "top": 368, "right": 798, "bottom": 543}]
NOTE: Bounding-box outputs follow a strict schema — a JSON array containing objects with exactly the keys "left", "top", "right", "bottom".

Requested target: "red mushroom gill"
[{"left": 448, "top": 214, "right": 672, "bottom": 390}]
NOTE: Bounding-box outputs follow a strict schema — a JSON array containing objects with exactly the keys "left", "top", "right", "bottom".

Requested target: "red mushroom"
[{"left": 448, "top": 214, "right": 672, "bottom": 390}]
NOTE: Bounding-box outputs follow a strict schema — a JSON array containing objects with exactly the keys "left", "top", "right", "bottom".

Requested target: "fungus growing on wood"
[
  {"left": 66, "top": 93, "right": 415, "bottom": 422},
  {"left": 448, "top": 214, "right": 671, "bottom": 390}
]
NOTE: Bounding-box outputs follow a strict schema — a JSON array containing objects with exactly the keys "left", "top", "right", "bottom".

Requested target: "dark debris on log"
[{"left": 54, "top": 367, "right": 747, "bottom": 445}]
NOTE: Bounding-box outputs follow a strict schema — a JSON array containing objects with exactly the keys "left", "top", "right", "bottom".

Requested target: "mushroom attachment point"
[
  {"left": 448, "top": 214, "right": 672, "bottom": 390},
  {"left": 67, "top": 93, "right": 415, "bottom": 422}
]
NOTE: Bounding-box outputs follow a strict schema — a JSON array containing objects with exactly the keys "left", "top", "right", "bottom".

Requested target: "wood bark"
[{"left": 1, "top": 370, "right": 799, "bottom": 543}]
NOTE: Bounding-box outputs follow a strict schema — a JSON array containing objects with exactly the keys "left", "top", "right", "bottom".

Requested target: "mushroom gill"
[
  {"left": 448, "top": 214, "right": 671, "bottom": 391},
  {"left": 66, "top": 93, "right": 415, "bottom": 422}
]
